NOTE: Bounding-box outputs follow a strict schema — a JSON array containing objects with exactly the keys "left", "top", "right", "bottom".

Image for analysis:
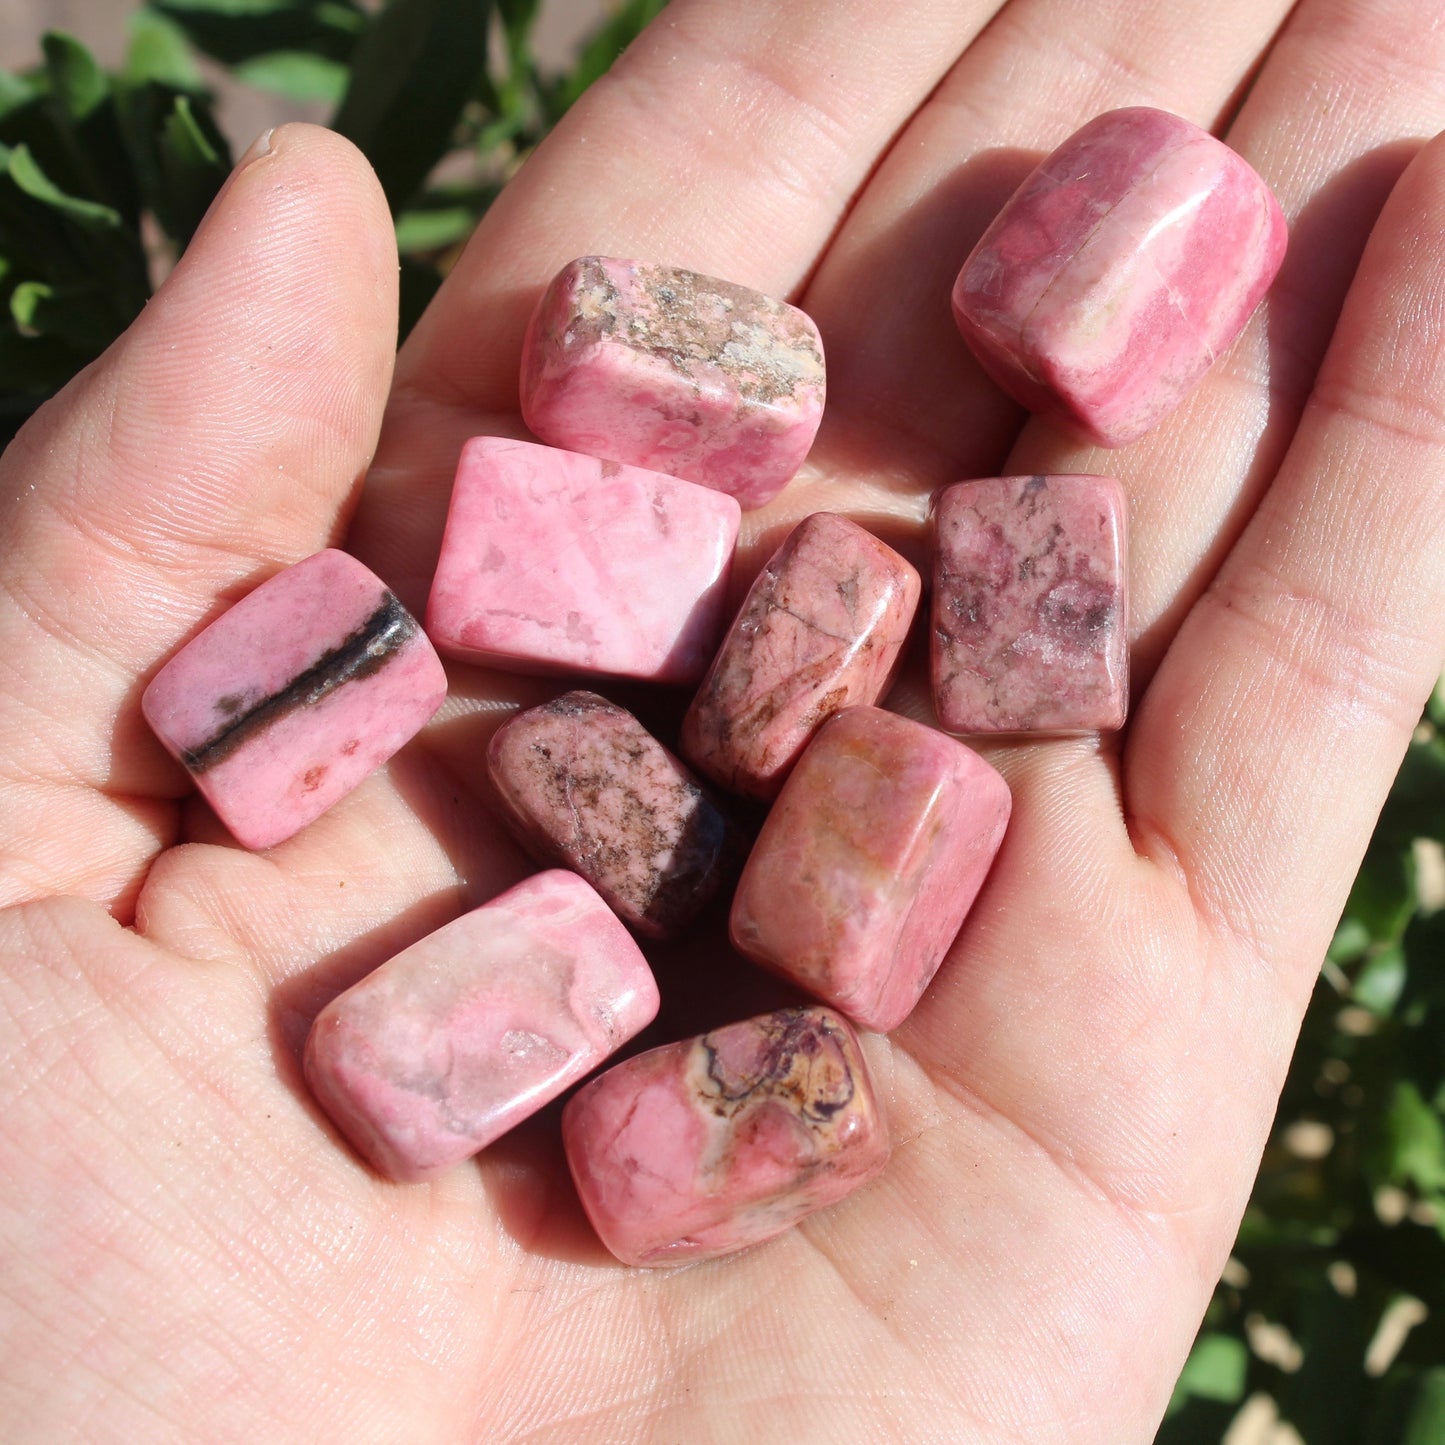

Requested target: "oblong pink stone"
[
  {"left": 563, "top": 1006, "right": 889, "bottom": 1266},
  {"left": 680, "top": 513, "right": 920, "bottom": 801},
  {"left": 426, "top": 436, "right": 740, "bottom": 683},
  {"left": 305, "top": 871, "right": 660, "bottom": 1182},
  {"left": 730, "top": 707, "right": 1010, "bottom": 1032},
  {"left": 953, "top": 107, "right": 1287, "bottom": 446},
  {"left": 931, "top": 475, "right": 1128, "bottom": 733},
  {"left": 487, "top": 691, "right": 740, "bottom": 940},
  {"left": 141, "top": 549, "right": 446, "bottom": 850},
  {"left": 520, "top": 257, "right": 826, "bottom": 509}
]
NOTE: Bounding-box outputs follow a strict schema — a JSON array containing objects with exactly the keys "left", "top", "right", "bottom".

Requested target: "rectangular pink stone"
[
  {"left": 487, "top": 691, "right": 740, "bottom": 940},
  {"left": 931, "top": 475, "right": 1128, "bottom": 733},
  {"left": 680, "top": 513, "right": 920, "bottom": 801},
  {"left": 953, "top": 107, "right": 1286, "bottom": 446},
  {"left": 305, "top": 871, "right": 659, "bottom": 1182},
  {"left": 730, "top": 706, "right": 1010, "bottom": 1033},
  {"left": 520, "top": 256, "right": 826, "bottom": 509},
  {"left": 426, "top": 436, "right": 740, "bottom": 683},
  {"left": 562, "top": 1006, "right": 888, "bottom": 1266},
  {"left": 141, "top": 548, "right": 446, "bottom": 850}
]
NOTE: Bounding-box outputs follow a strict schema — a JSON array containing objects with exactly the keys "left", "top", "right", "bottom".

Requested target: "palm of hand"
[{"left": 5, "top": 2, "right": 1445, "bottom": 1440}]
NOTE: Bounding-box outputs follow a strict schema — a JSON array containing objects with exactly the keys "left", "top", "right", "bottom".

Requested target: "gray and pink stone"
[
  {"left": 681, "top": 513, "right": 920, "bottom": 801},
  {"left": 304, "top": 870, "right": 659, "bottom": 1182},
  {"left": 141, "top": 548, "right": 446, "bottom": 850},
  {"left": 519, "top": 256, "right": 826, "bottom": 510},
  {"left": 487, "top": 691, "right": 739, "bottom": 940},
  {"left": 931, "top": 474, "right": 1129, "bottom": 734},
  {"left": 426, "top": 436, "right": 740, "bottom": 683},
  {"left": 953, "top": 106, "right": 1287, "bottom": 447},
  {"left": 562, "top": 1006, "right": 889, "bottom": 1266},
  {"left": 731, "top": 706, "right": 1010, "bottom": 1033}
]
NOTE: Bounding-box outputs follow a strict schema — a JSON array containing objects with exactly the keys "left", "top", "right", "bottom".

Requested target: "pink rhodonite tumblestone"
[
  {"left": 487, "top": 691, "right": 740, "bottom": 940},
  {"left": 520, "top": 256, "right": 826, "bottom": 509},
  {"left": 426, "top": 436, "right": 740, "bottom": 683},
  {"left": 563, "top": 1006, "right": 889, "bottom": 1266},
  {"left": 730, "top": 707, "right": 1011, "bottom": 1033},
  {"left": 932, "top": 475, "right": 1129, "bottom": 733},
  {"left": 681, "top": 513, "right": 920, "bottom": 801},
  {"left": 953, "top": 106, "right": 1287, "bottom": 446},
  {"left": 142, "top": 549, "right": 446, "bottom": 850},
  {"left": 305, "top": 871, "right": 659, "bottom": 1182}
]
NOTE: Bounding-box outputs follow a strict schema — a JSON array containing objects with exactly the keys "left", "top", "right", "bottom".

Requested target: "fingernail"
[{"left": 236, "top": 127, "right": 275, "bottom": 171}]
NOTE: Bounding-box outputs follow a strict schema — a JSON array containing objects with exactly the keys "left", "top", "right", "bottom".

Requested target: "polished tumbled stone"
[
  {"left": 953, "top": 106, "right": 1287, "bottom": 447},
  {"left": 932, "top": 474, "right": 1128, "bottom": 733},
  {"left": 563, "top": 1006, "right": 888, "bottom": 1266},
  {"left": 681, "top": 513, "right": 920, "bottom": 801},
  {"left": 426, "top": 436, "right": 740, "bottom": 683},
  {"left": 520, "top": 256, "right": 826, "bottom": 510},
  {"left": 731, "top": 706, "right": 1011, "bottom": 1033},
  {"left": 305, "top": 871, "right": 659, "bottom": 1182},
  {"left": 487, "top": 691, "right": 739, "bottom": 940},
  {"left": 142, "top": 548, "right": 446, "bottom": 850}
]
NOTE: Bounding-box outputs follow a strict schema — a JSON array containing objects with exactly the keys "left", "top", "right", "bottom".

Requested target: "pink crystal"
[
  {"left": 487, "top": 691, "right": 739, "bottom": 940},
  {"left": 141, "top": 549, "right": 446, "bottom": 850},
  {"left": 952, "top": 107, "right": 1287, "bottom": 446},
  {"left": 563, "top": 1006, "right": 888, "bottom": 1266},
  {"left": 305, "top": 871, "right": 659, "bottom": 1182},
  {"left": 426, "top": 436, "right": 739, "bottom": 684},
  {"left": 680, "top": 513, "right": 920, "bottom": 801},
  {"left": 931, "top": 475, "right": 1128, "bottom": 733},
  {"left": 519, "top": 257, "right": 826, "bottom": 510},
  {"left": 730, "top": 707, "right": 1010, "bottom": 1032}
]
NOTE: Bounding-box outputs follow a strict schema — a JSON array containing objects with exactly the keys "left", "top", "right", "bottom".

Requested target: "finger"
[
  {"left": 1130, "top": 131, "right": 1445, "bottom": 1005},
  {"left": 0, "top": 125, "right": 398, "bottom": 915},
  {"left": 790, "top": 0, "right": 1295, "bottom": 522},
  {"left": 1007, "top": 0, "right": 1445, "bottom": 672},
  {"left": 351, "top": 0, "right": 1010, "bottom": 605}
]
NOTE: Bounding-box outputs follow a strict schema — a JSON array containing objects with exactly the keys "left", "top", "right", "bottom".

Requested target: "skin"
[{"left": 2, "top": 0, "right": 1444, "bottom": 1439}]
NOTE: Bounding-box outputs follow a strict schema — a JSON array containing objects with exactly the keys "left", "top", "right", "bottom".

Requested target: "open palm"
[{"left": 5, "top": 1, "right": 1445, "bottom": 1439}]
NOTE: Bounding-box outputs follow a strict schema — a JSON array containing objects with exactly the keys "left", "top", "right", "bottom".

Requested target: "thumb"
[{"left": 0, "top": 123, "right": 399, "bottom": 915}]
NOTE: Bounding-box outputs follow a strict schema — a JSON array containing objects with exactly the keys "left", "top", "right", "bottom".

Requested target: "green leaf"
[
  {"left": 1, "top": 141, "right": 123, "bottom": 232},
  {"left": 9, "top": 277, "right": 128, "bottom": 351},
  {"left": 1343, "top": 843, "right": 1417, "bottom": 948},
  {"left": 331, "top": 0, "right": 488, "bottom": 212},
  {"left": 0, "top": 70, "right": 38, "bottom": 120},
  {"left": 126, "top": 9, "right": 205, "bottom": 90},
  {"left": 1167, "top": 1332, "right": 1248, "bottom": 1415},
  {"left": 1376, "top": 1081, "right": 1445, "bottom": 1196},
  {"left": 394, "top": 200, "right": 487, "bottom": 254},
  {"left": 152, "top": 0, "right": 365, "bottom": 66},
  {"left": 154, "top": 93, "right": 231, "bottom": 244},
  {"left": 42, "top": 33, "right": 109, "bottom": 122},
  {"left": 1352, "top": 945, "right": 1408, "bottom": 1016},
  {"left": 1403, "top": 1368, "right": 1445, "bottom": 1445},
  {"left": 232, "top": 50, "right": 349, "bottom": 104},
  {"left": 544, "top": 0, "right": 667, "bottom": 120}
]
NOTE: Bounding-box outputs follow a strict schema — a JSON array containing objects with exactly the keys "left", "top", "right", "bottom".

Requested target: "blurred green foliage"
[
  {"left": 0, "top": 0, "right": 666, "bottom": 444},
  {"left": 1162, "top": 679, "right": 1445, "bottom": 1443},
  {"left": 2, "top": 6, "right": 1443, "bottom": 1440}
]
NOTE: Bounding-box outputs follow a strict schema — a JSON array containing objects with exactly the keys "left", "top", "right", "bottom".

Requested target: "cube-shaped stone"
[
  {"left": 931, "top": 474, "right": 1128, "bottom": 733},
  {"left": 681, "top": 513, "right": 919, "bottom": 801},
  {"left": 305, "top": 871, "right": 660, "bottom": 1182},
  {"left": 953, "top": 107, "right": 1286, "bottom": 446},
  {"left": 730, "top": 707, "right": 1010, "bottom": 1032},
  {"left": 520, "top": 256, "right": 825, "bottom": 509},
  {"left": 487, "top": 691, "right": 740, "bottom": 940},
  {"left": 142, "top": 548, "right": 446, "bottom": 850},
  {"left": 563, "top": 1006, "right": 888, "bottom": 1266},
  {"left": 426, "top": 436, "right": 740, "bottom": 683}
]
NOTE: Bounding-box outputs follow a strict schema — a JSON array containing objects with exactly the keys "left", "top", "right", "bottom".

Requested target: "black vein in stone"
[{"left": 182, "top": 594, "right": 416, "bottom": 772}]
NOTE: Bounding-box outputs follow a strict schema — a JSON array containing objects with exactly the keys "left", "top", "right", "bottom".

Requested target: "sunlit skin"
[{"left": 3, "top": 0, "right": 1445, "bottom": 1439}]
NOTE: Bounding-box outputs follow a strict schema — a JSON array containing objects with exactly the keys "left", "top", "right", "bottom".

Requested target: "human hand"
[{"left": 4, "top": 0, "right": 1445, "bottom": 1439}]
